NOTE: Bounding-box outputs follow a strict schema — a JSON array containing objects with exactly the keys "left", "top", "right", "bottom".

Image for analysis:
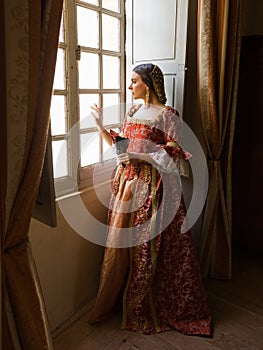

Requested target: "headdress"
[{"left": 150, "top": 65, "right": 167, "bottom": 105}]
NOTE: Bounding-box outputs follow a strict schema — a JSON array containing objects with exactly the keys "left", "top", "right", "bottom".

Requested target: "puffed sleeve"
[
  {"left": 149, "top": 107, "right": 192, "bottom": 176},
  {"left": 109, "top": 129, "right": 120, "bottom": 144},
  {"left": 160, "top": 107, "right": 192, "bottom": 160}
]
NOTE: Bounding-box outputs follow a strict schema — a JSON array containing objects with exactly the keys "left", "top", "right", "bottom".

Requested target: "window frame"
[{"left": 52, "top": 0, "right": 126, "bottom": 197}]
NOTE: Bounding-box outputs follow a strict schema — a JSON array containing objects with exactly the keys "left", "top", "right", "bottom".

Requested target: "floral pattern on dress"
[{"left": 90, "top": 105, "right": 211, "bottom": 336}]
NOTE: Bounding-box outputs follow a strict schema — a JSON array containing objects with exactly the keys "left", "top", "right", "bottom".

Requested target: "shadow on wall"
[{"left": 29, "top": 184, "right": 110, "bottom": 331}]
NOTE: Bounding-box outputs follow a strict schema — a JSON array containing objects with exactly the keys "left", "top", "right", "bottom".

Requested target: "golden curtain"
[
  {"left": 1, "top": 1, "right": 63, "bottom": 349},
  {"left": 197, "top": 0, "right": 242, "bottom": 279}
]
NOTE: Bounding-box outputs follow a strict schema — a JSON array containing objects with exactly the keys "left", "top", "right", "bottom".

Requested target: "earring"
[{"left": 145, "top": 88, "right": 150, "bottom": 107}]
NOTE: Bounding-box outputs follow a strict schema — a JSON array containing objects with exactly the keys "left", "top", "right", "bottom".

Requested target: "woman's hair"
[{"left": 133, "top": 63, "right": 167, "bottom": 105}]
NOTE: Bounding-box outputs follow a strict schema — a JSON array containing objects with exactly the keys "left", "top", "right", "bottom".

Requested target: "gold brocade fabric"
[{"left": 197, "top": 0, "right": 242, "bottom": 278}]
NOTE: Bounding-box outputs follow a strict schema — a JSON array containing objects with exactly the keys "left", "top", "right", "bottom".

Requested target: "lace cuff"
[{"left": 149, "top": 147, "right": 190, "bottom": 177}]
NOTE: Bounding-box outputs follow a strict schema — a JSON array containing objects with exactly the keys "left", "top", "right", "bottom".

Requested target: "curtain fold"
[
  {"left": 1, "top": 0, "right": 63, "bottom": 349},
  {"left": 197, "top": 0, "right": 242, "bottom": 279}
]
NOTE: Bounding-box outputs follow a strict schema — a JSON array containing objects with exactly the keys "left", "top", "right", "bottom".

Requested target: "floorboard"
[{"left": 53, "top": 254, "right": 263, "bottom": 350}]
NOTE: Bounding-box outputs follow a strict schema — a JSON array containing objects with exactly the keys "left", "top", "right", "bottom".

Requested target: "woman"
[{"left": 89, "top": 64, "right": 212, "bottom": 336}]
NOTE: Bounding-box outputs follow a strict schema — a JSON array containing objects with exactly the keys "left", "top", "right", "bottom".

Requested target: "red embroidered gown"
[{"left": 89, "top": 105, "right": 212, "bottom": 336}]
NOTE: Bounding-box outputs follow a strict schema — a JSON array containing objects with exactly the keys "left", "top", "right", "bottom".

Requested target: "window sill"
[{"left": 55, "top": 159, "right": 116, "bottom": 200}]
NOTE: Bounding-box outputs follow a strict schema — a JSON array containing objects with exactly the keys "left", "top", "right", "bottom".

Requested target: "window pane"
[
  {"left": 81, "top": 132, "right": 100, "bottom": 166},
  {"left": 52, "top": 140, "right": 68, "bottom": 178},
  {"left": 102, "top": 14, "right": 120, "bottom": 52},
  {"left": 77, "top": 6, "right": 99, "bottom": 48},
  {"left": 103, "top": 127, "right": 119, "bottom": 161},
  {"left": 103, "top": 94, "right": 120, "bottom": 125},
  {"left": 50, "top": 95, "right": 66, "bottom": 135},
  {"left": 102, "top": 139, "right": 115, "bottom": 161},
  {"left": 53, "top": 48, "right": 65, "bottom": 90},
  {"left": 103, "top": 55, "right": 120, "bottom": 89},
  {"left": 80, "top": 0, "right": 98, "bottom": 5},
  {"left": 103, "top": 93, "right": 119, "bottom": 107},
  {"left": 79, "top": 52, "right": 99, "bottom": 89},
  {"left": 102, "top": 0, "right": 120, "bottom": 12},
  {"left": 79, "top": 94, "right": 99, "bottom": 129}
]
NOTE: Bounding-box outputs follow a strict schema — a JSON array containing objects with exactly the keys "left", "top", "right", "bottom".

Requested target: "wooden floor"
[{"left": 53, "top": 252, "right": 263, "bottom": 350}]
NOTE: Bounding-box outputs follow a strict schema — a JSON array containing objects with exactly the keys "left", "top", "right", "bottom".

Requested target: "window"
[
  {"left": 51, "top": 0, "right": 125, "bottom": 196},
  {"left": 34, "top": 0, "right": 190, "bottom": 226}
]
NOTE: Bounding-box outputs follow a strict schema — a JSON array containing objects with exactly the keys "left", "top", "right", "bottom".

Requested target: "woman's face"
[{"left": 128, "top": 71, "right": 148, "bottom": 100}]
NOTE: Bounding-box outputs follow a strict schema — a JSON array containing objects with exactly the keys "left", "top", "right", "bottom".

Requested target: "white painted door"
[{"left": 125, "top": 0, "right": 189, "bottom": 115}]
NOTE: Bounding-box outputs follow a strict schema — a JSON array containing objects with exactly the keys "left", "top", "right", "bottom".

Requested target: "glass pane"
[
  {"left": 80, "top": 0, "right": 98, "bottom": 5},
  {"left": 59, "top": 15, "right": 64, "bottom": 42},
  {"left": 103, "top": 93, "right": 119, "bottom": 107},
  {"left": 52, "top": 140, "right": 68, "bottom": 178},
  {"left": 79, "top": 94, "right": 99, "bottom": 129},
  {"left": 77, "top": 6, "right": 98, "bottom": 48},
  {"left": 103, "top": 94, "right": 120, "bottom": 125},
  {"left": 103, "top": 55, "right": 119, "bottom": 89},
  {"left": 81, "top": 132, "right": 100, "bottom": 166},
  {"left": 50, "top": 95, "right": 66, "bottom": 135},
  {"left": 53, "top": 48, "right": 65, "bottom": 90},
  {"left": 103, "top": 127, "right": 119, "bottom": 161},
  {"left": 102, "top": 0, "right": 120, "bottom": 12},
  {"left": 102, "top": 14, "right": 120, "bottom": 51},
  {"left": 79, "top": 52, "right": 99, "bottom": 89}
]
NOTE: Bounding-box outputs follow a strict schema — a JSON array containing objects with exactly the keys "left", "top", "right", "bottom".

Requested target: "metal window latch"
[
  {"left": 76, "top": 45, "right": 81, "bottom": 60},
  {"left": 178, "top": 64, "right": 188, "bottom": 72}
]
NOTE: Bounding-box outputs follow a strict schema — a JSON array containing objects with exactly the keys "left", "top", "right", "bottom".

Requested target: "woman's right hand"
[{"left": 90, "top": 103, "right": 103, "bottom": 130}]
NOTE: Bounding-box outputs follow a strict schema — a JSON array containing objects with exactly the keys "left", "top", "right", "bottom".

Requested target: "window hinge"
[{"left": 76, "top": 45, "right": 81, "bottom": 60}]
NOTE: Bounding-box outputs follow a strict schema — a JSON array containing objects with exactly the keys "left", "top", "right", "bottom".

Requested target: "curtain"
[
  {"left": 1, "top": 0, "right": 63, "bottom": 349},
  {"left": 197, "top": 0, "right": 242, "bottom": 279}
]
